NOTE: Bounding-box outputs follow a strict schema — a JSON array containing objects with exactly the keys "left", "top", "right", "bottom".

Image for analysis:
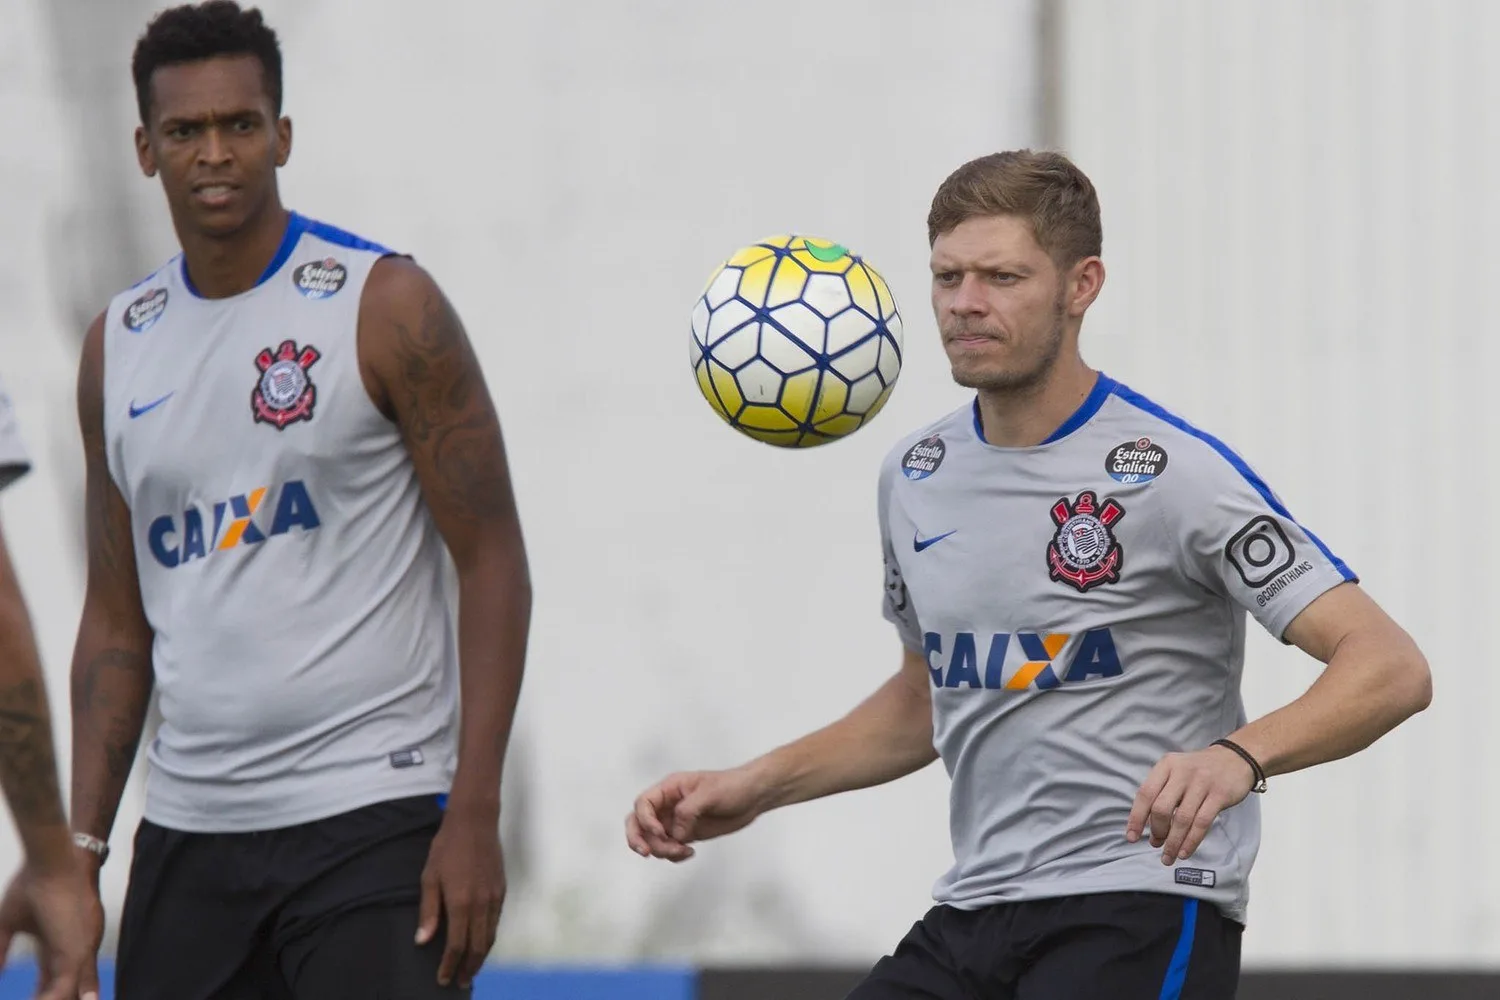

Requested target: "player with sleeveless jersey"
[
  {"left": 627, "top": 151, "right": 1432, "bottom": 998},
  {"left": 69, "top": 4, "right": 531, "bottom": 997}
]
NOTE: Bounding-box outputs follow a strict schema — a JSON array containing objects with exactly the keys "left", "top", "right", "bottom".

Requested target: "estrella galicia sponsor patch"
[
  {"left": 1106, "top": 437, "right": 1168, "bottom": 484},
  {"left": 1174, "top": 867, "right": 1217, "bottom": 888},
  {"left": 902, "top": 435, "right": 946, "bottom": 481},
  {"left": 292, "top": 257, "right": 348, "bottom": 299},
  {"left": 1047, "top": 490, "right": 1126, "bottom": 592},
  {"left": 124, "top": 287, "right": 168, "bottom": 333}
]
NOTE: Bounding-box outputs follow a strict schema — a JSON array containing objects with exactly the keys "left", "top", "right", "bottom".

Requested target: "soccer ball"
[{"left": 690, "top": 235, "right": 903, "bottom": 448}]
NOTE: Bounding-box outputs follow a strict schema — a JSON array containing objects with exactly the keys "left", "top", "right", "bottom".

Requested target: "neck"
[
  {"left": 178, "top": 198, "right": 292, "bottom": 299},
  {"left": 975, "top": 354, "right": 1099, "bottom": 447}
]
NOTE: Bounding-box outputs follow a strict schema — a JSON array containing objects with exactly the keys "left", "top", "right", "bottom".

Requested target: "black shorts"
[
  {"left": 847, "top": 892, "right": 1242, "bottom": 1000},
  {"left": 116, "top": 794, "right": 471, "bottom": 1000}
]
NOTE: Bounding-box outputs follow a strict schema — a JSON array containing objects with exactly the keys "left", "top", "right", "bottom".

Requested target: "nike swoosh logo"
[
  {"left": 914, "top": 529, "right": 957, "bottom": 552},
  {"left": 128, "top": 393, "right": 174, "bottom": 419}
]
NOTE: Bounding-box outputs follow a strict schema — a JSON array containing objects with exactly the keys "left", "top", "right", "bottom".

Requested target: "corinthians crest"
[
  {"left": 1047, "top": 490, "right": 1126, "bottom": 592},
  {"left": 252, "top": 340, "right": 321, "bottom": 429}
]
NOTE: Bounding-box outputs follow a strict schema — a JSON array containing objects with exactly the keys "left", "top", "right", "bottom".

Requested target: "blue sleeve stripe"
[
  {"left": 301, "top": 214, "right": 396, "bottom": 255},
  {"left": 1111, "top": 383, "right": 1356, "bottom": 582},
  {"left": 179, "top": 212, "right": 397, "bottom": 298},
  {"left": 1158, "top": 898, "right": 1199, "bottom": 1000}
]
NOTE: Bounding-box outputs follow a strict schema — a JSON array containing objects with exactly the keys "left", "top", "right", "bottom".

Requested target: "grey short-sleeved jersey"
[{"left": 879, "top": 374, "right": 1353, "bottom": 923}]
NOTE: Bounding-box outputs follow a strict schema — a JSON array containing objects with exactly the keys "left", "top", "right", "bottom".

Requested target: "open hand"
[{"left": 1126, "top": 745, "right": 1257, "bottom": 865}]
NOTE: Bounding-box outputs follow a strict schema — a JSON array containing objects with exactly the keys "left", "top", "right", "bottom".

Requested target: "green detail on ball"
[{"left": 804, "top": 240, "right": 848, "bottom": 262}]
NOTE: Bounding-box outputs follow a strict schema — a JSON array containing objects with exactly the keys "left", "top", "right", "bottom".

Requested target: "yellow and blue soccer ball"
[{"left": 690, "top": 235, "right": 903, "bottom": 448}]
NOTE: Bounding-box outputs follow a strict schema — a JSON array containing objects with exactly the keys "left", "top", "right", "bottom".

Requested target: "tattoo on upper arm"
[
  {"left": 391, "top": 290, "right": 512, "bottom": 522},
  {"left": 0, "top": 679, "right": 64, "bottom": 825}
]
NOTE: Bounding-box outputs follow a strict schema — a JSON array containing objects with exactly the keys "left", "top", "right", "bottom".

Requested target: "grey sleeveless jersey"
[
  {"left": 101, "top": 213, "right": 458, "bottom": 832},
  {"left": 879, "top": 374, "right": 1354, "bottom": 923}
]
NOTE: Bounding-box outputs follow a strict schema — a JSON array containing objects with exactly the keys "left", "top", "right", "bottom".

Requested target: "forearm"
[
  {"left": 0, "top": 602, "right": 70, "bottom": 868},
  {"left": 751, "top": 664, "right": 937, "bottom": 812},
  {"left": 447, "top": 552, "right": 531, "bottom": 814},
  {"left": 1230, "top": 626, "right": 1430, "bottom": 778},
  {"left": 69, "top": 622, "right": 154, "bottom": 846}
]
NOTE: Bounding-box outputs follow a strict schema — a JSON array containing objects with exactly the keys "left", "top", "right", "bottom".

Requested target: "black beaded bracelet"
[{"left": 1211, "top": 738, "right": 1268, "bottom": 793}]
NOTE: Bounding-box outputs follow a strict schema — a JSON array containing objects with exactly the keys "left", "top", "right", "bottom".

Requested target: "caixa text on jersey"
[
  {"left": 146, "top": 480, "right": 322, "bottom": 569},
  {"left": 925, "top": 629, "right": 1121, "bottom": 691}
]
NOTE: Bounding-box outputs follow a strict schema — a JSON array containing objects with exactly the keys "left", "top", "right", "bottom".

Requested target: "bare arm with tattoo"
[
  {"left": 359, "top": 258, "right": 531, "bottom": 988},
  {"left": 0, "top": 523, "right": 98, "bottom": 997},
  {"left": 64, "top": 314, "right": 156, "bottom": 998},
  {"left": 0, "top": 369, "right": 103, "bottom": 993},
  {"left": 0, "top": 532, "right": 68, "bottom": 866}
]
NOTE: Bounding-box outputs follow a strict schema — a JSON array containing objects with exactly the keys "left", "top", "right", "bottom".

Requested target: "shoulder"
[
  {"left": 102, "top": 258, "right": 178, "bottom": 337},
  {"left": 358, "top": 255, "right": 469, "bottom": 348},
  {"left": 361, "top": 254, "right": 441, "bottom": 320},
  {"left": 286, "top": 212, "right": 404, "bottom": 304},
  {"left": 1100, "top": 379, "right": 1266, "bottom": 499},
  {"left": 356, "top": 256, "right": 474, "bottom": 416},
  {"left": 878, "top": 403, "right": 971, "bottom": 488},
  {"left": 293, "top": 214, "right": 397, "bottom": 259}
]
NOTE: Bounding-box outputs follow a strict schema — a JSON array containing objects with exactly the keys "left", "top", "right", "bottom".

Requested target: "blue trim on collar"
[
  {"left": 971, "top": 372, "right": 1117, "bottom": 446},
  {"left": 180, "top": 211, "right": 308, "bottom": 298},
  {"left": 1041, "top": 372, "right": 1116, "bottom": 443}
]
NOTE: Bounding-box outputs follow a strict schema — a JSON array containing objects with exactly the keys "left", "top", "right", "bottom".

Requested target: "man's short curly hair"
[{"left": 132, "top": 1, "right": 283, "bottom": 124}]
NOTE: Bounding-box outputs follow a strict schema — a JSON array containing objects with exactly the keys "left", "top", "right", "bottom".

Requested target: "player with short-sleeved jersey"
[
  {"left": 627, "top": 150, "right": 1431, "bottom": 999},
  {"left": 879, "top": 372, "right": 1352, "bottom": 925}
]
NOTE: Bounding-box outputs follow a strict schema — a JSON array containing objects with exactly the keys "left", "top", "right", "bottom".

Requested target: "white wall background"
[
  {"left": 1059, "top": 0, "right": 1497, "bottom": 968},
  {"left": 0, "top": 0, "right": 1491, "bottom": 974}
]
